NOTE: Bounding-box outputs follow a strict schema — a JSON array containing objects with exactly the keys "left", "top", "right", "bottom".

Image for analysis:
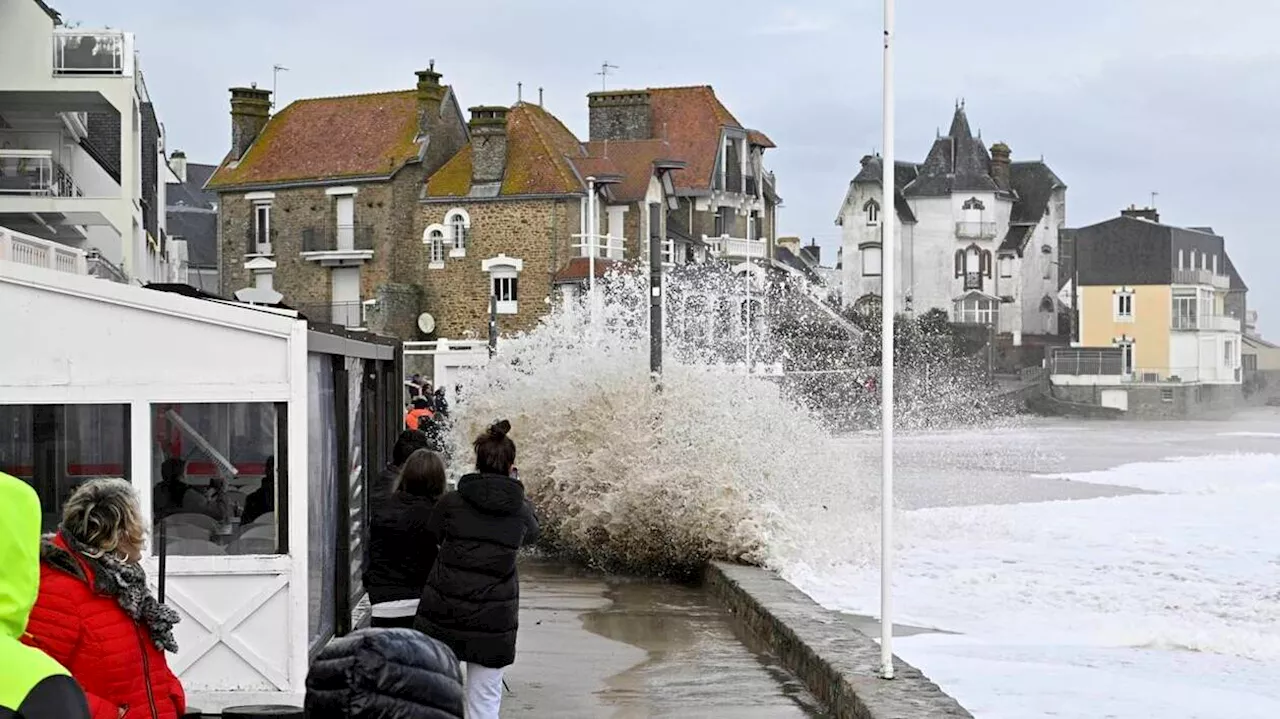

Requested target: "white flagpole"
[
  {"left": 880, "top": 0, "right": 897, "bottom": 681},
  {"left": 587, "top": 177, "right": 598, "bottom": 326}
]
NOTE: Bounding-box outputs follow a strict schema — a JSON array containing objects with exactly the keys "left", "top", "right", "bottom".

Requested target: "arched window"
[
  {"left": 450, "top": 215, "right": 467, "bottom": 250},
  {"left": 981, "top": 250, "right": 993, "bottom": 277},
  {"left": 1039, "top": 295, "right": 1055, "bottom": 313},
  {"left": 428, "top": 229, "right": 445, "bottom": 263},
  {"left": 853, "top": 293, "right": 882, "bottom": 319},
  {"left": 444, "top": 208, "right": 471, "bottom": 255},
  {"left": 863, "top": 199, "right": 880, "bottom": 225},
  {"left": 962, "top": 197, "right": 985, "bottom": 211}
]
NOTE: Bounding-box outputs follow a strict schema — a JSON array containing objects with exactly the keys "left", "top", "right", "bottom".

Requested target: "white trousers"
[{"left": 464, "top": 663, "right": 505, "bottom": 719}]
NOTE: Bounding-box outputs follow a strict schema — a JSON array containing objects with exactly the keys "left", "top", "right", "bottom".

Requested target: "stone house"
[
  {"left": 205, "top": 65, "right": 468, "bottom": 327},
  {"left": 837, "top": 102, "right": 1066, "bottom": 340},
  {"left": 415, "top": 85, "right": 780, "bottom": 340}
]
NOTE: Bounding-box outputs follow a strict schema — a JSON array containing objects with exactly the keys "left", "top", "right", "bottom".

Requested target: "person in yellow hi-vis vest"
[{"left": 0, "top": 472, "right": 90, "bottom": 719}]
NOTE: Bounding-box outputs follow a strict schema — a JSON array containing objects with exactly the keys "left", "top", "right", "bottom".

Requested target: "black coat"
[
  {"left": 305, "top": 628, "right": 464, "bottom": 719},
  {"left": 414, "top": 473, "right": 539, "bottom": 668},
  {"left": 365, "top": 491, "right": 439, "bottom": 605}
]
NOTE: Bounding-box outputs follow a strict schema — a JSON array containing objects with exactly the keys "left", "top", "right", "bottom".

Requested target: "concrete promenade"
[{"left": 503, "top": 559, "right": 827, "bottom": 718}]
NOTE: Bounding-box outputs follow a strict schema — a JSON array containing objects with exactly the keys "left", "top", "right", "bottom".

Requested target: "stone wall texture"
[
  {"left": 413, "top": 198, "right": 576, "bottom": 339},
  {"left": 705, "top": 562, "right": 973, "bottom": 719},
  {"left": 1050, "top": 382, "right": 1245, "bottom": 418}
]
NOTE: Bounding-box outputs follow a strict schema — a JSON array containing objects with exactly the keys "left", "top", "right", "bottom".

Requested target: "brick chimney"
[
  {"left": 416, "top": 63, "right": 445, "bottom": 132},
  {"left": 990, "top": 142, "right": 1011, "bottom": 190},
  {"left": 468, "top": 106, "right": 509, "bottom": 185},
  {"left": 587, "top": 90, "right": 651, "bottom": 142},
  {"left": 1121, "top": 205, "right": 1160, "bottom": 223},
  {"left": 229, "top": 86, "right": 272, "bottom": 161}
]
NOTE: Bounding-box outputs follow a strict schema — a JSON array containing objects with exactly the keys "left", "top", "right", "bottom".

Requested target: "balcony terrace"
[
  {"left": 0, "top": 225, "right": 86, "bottom": 275},
  {"left": 300, "top": 224, "right": 374, "bottom": 266},
  {"left": 956, "top": 221, "right": 997, "bottom": 240},
  {"left": 52, "top": 30, "right": 134, "bottom": 77},
  {"left": 704, "top": 234, "right": 767, "bottom": 260},
  {"left": 1172, "top": 268, "right": 1230, "bottom": 290}
]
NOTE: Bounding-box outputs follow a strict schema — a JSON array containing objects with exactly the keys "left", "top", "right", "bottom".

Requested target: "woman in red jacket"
[{"left": 23, "top": 478, "right": 185, "bottom": 719}]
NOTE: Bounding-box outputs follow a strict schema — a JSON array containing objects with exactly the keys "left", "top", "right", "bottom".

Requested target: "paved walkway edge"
[{"left": 705, "top": 562, "right": 974, "bottom": 719}]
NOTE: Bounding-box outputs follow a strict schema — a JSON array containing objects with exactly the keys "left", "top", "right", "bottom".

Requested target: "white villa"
[{"left": 837, "top": 103, "right": 1066, "bottom": 339}]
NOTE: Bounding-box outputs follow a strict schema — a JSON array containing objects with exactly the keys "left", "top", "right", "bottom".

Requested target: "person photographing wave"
[{"left": 414, "top": 420, "right": 538, "bottom": 719}]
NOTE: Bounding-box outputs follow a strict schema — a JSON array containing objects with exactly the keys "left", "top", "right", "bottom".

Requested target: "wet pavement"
[{"left": 503, "top": 559, "right": 828, "bottom": 718}]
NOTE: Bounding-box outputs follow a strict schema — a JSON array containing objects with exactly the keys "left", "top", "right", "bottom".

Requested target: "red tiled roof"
[
  {"left": 746, "top": 129, "right": 776, "bottom": 148},
  {"left": 206, "top": 90, "right": 424, "bottom": 189},
  {"left": 552, "top": 257, "right": 629, "bottom": 284},
  {"left": 425, "top": 103, "right": 586, "bottom": 198},
  {"left": 648, "top": 86, "right": 743, "bottom": 192},
  {"left": 575, "top": 140, "right": 685, "bottom": 203}
]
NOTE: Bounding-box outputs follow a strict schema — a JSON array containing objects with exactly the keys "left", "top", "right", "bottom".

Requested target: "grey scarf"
[{"left": 55, "top": 533, "right": 181, "bottom": 653}]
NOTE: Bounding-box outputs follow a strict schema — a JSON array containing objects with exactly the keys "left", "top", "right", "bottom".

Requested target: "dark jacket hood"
[{"left": 457, "top": 473, "right": 525, "bottom": 516}]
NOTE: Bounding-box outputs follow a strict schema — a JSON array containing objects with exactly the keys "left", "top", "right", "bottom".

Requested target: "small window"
[
  {"left": 1115, "top": 290, "right": 1134, "bottom": 321},
  {"left": 662, "top": 238, "right": 675, "bottom": 265},
  {"left": 428, "top": 229, "right": 445, "bottom": 264},
  {"left": 1224, "top": 340, "right": 1234, "bottom": 365},
  {"left": 999, "top": 256, "right": 1013, "bottom": 278},
  {"left": 253, "top": 203, "right": 271, "bottom": 247},
  {"left": 861, "top": 245, "right": 882, "bottom": 277},
  {"left": 0, "top": 404, "right": 131, "bottom": 534},
  {"left": 152, "top": 402, "right": 287, "bottom": 556},
  {"left": 1039, "top": 296, "right": 1055, "bottom": 313},
  {"left": 450, "top": 215, "right": 467, "bottom": 251},
  {"left": 1115, "top": 341, "right": 1135, "bottom": 375},
  {"left": 490, "top": 271, "right": 519, "bottom": 314},
  {"left": 962, "top": 197, "right": 985, "bottom": 211},
  {"left": 864, "top": 199, "right": 880, "bottom": 225},
  {"left": 1160, "top": 388, "right": 1174, "bottom": 403}
]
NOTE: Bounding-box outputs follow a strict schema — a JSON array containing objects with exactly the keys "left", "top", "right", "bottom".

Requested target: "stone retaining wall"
[{"left": 705, "top": 562, "right": 973, "bottom": 719}]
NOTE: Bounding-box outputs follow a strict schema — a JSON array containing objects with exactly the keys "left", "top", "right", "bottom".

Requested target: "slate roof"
[
  {"left": 774, "top": 245, "right": 823, "bottom": 284},
  {"left": 1008, "top": 161, "right": 1065, "bottom": 224},
  {"left": 33, "top": 0, "right": 60, "bottom": 23},
  {"left": 168, "top": 162, "right": 218, "bottom": 209},
  {"left": 903, "top": 106, "right": 1000, "bottom": 197},
  {"left": 425, "top": 102, "right": 585, "bottom": 199},
  {"left": 166, "top": 206, "right": 217, "bottom": 266},
  {"left": 999, "top": 224, "right": 1037, "bottom": 253},
  {"left": 206, "top": 89, "right": 427, "bottom": 190},
  {"left": 1224, "top": 253, "right": 1249, "bottom": 291},
  {"left": 849, "top": 155, "right": 918, "bottom": 223}
]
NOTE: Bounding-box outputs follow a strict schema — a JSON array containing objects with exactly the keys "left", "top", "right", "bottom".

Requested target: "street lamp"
[{"left": 880, "top": 0, "right": 897, "bottom": 681}]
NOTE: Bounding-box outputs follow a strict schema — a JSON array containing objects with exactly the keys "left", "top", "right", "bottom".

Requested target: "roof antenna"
[
  {"left": 1150, "top": 191, "right": 1159, "bottom": 209},
  {"left": 429, "top": 58, "right": 435, "bottom": 71},
  {"left": 272, "top": 64, "right": 289, "bottom": 110},
  {"left": 538, "top": 87, "right": 544, "bottom": 107},
  {"left": 517, "top": 82, "right": 523, "bottom": 103},
  {"left": 597, "top": 61, "right": 619, "bottom": 91}
]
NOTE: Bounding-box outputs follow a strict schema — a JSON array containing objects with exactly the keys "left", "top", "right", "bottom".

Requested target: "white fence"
[{"left": 0, "top": 227, "right": 87, "bottom": 275}]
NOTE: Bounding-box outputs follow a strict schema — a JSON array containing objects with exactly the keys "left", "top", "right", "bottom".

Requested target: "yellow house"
[
  {"left": 1244, "top": 333, "right": 1280, "bottom": 372},
  {"left": 1079, "top": 284, "right": 1171, "bottom": 377}
]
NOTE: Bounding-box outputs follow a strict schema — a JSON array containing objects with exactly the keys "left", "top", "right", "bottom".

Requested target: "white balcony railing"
[
  {"left": 0, "top": 227, "right": 88, "bottom": 275},
  {"left": 1172, "top": 268, "right": 1230, "bottom": 290},
  {"left": 704, "top": 234, "right": 768, "bottom": 259},
  {"left": 1172, "top": 314, "right": 1241, "bottom": 332},
  {"left": 0, "top": 150, "right": 83, "bottom": 197},
  {"left": 52, "top": 30, "right": 131, "bottom": 76},
  {"left": 956, "top": 221, "right": 998, "bottom": 239},
  {"left": 571, "top": 234, "right": 625, "bottom": 260}
]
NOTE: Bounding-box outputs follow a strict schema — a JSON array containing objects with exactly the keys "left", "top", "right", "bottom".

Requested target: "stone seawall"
[{"left": 705, "top": 562, "right": 973, "bottom": 719}]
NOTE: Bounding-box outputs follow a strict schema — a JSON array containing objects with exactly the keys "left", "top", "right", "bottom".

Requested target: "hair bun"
[{"left": 488, "top": 419, "right": 511, "bottom": 439}]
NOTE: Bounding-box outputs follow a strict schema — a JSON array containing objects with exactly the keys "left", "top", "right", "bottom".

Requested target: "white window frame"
[
  {"left": 481, "top": 255, "right": 523, "bottom": 315},
  {"left": 864, "top": 199, "right": 880, "bottom": 225},
  {"left": 954, "top": 295, "right": 998, "bottom": 325},
  {"left": 1114, "top": 338, "right": 1135, "bottom": 375},
  {"left": 1114, "top": 287, "right": 1135, "bottom": 322},
  {"left": 252, "top": 201, "right": 271, "bottom": 250},
  {"left": 423, "top": 225, "right": 447, "bottom": 268},
  {"left": 861, "top": 244, "right": 882, "bottom": 277},
  {"left": 445, "top": 208, "right": 471, "bottom": 257},
  {"left": 999, "top": 256, "right": 1014, "bottom": 278}
]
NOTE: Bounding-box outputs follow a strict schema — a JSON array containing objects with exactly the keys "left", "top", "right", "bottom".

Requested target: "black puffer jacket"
[
  {"left": 414, "top": 473, "right": 539, "bottom": 668},
  {"left": 364, "top": 492, "right": 438, "bottom": 604},
  {"left": 305, "top": 628, "right": 464, "bottom": 719}
]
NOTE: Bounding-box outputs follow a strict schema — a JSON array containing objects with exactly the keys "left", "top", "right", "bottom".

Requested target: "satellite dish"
[{"left": 417, "top": 313, "right": 436, "bottom": 335}]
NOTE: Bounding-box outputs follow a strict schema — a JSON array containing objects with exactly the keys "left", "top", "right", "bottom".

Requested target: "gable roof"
[
  {"left": 648, "top": 86, "right": 743, "bottom": 193},
  {"left": 424, "top": 102, "right": 585, "bottom": 199},
  {"left": 206, "top": 89, "right": 426, "bottom": 190},
  {"left": 848, "top": 155, "right": 918, "bottom": 223},
  {"left": 168, "top": 162, "right": 218, "bottom": 209}
]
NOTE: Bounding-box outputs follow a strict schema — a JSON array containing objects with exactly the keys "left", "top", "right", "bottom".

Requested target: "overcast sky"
[{"left": 55, "top": 0, "right": 1279, "bottom": 335}]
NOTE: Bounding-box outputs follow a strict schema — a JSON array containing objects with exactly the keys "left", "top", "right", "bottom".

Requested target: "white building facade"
[
  {"left": 0, "top": 0, "right": 180, "bottom": 284},
  {"left": 838, "top": 104, "right": 1066, "bottom": 339}
]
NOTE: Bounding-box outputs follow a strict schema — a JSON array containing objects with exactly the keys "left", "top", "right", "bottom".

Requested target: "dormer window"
[
  {"left": 864, "top": 199, "right": 880, "bottom": 225},
  {"left": 445, "top": 208, "right": 470, "bottom": 257}
]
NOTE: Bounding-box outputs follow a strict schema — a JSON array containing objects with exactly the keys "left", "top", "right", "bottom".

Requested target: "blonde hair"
[{"left": 61, "top": 478, "right": 145, "bottom": 557}]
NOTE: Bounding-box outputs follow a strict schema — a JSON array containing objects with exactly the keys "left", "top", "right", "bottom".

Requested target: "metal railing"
[
  {"left": 0, "top": 151, "right": 83, "bottom": 197},
  {"left": 963, "top": 271, "right": 984, "bottom": 292},
  {"left": 301, "top": 224, "right": 375, "bottom": 253},
  {"left": 1172, "top": 268, "right": 1230, "bottom": 290},
  {"left": 1050, "top": 348, "right": 1125, "bottom": 376},
  {"left": 85, "top": 249, "right": 129, "bottom": 284},
  {"left": 294, "top": 301, "right": 367, "bottom": 329},
  {"left": 704, "top": 234, "right": 768, "bottom": 259},
  {"left": 571, "top": 234, "right": 625, "bottom": 260},
  {"left": 1172, "top": 314, "right": 1241, "bottom": 332},
  {"left": 956, "top": 221, "right": 997, "bottom": 239},
  {"left": 0, "top": 227, "right": 88, "bottom": 274},
  {"left": 52, "top": 30, "right": 129, "bottom": 76}
]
